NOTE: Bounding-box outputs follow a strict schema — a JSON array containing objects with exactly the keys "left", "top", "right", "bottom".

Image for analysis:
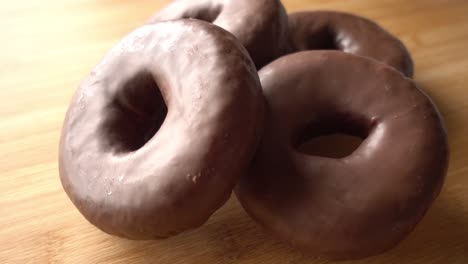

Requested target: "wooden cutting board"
[{"left": 1, "top": 0, "right": 467, "bottom": 263}]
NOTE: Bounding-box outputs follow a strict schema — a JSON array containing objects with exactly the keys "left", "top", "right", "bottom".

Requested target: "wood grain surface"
[{"left": 1, "top": 0, "right": 468, "bottom": 263}]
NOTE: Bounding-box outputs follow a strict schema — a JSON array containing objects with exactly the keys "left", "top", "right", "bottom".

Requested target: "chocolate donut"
[
  {"left": 149, "top": 0, "right": 288, "bottom": 68},
  {"left": 235, "top": 51, "right": 448, "bottom": 259},
  {"left": 288, "top": 11, "right": 414, "bottom": 77},
  {"left": 59, "top": 20, "right": 264, "bottom": 239}
]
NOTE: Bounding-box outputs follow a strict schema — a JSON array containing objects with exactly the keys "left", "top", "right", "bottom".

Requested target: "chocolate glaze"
[
  {"left": 59, "top": 20, "right": 264, "bottom": 239},
  {"left": 288, "top": 11, "right": 414, "bottom": 77},
  {"left": 235, "top": 51, "right": 448, "bottom": 259},
  {"left": 149, "top": 0, "right": 289, "bottom": 68}
]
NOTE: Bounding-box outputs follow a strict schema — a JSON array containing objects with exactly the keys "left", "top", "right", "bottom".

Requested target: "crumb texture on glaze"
[{"left": 59, "top": 20, "right": 264, "bottom": 239}]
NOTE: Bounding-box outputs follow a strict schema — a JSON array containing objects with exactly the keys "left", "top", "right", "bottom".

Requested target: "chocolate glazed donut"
[
  {"left": 235, "top": 51, "right": 448, "bottom": 259},
  {"left": 59, "top": 20, "right": 264, "bottom": 239},
  {"left": 149, "top": 0, "right": 289, "bottom": 68},
  {"left": 288, "top": 11, "right": 414, "bottom": 77}
]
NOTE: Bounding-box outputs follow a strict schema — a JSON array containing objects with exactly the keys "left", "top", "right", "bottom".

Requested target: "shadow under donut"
[{"left": 111, "top": 189, "right": 467, "bottom": 263}]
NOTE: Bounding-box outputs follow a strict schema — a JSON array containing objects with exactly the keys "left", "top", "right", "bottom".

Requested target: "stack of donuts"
[{"left": 59, "top": 0, "right": 449, "bottom": 260}]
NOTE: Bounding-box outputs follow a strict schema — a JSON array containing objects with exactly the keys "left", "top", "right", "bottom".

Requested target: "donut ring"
[
  {"left": 235, "top": 51, "right": 448, "bottom": 259},
  {"left": 59, "top": 20, "right": 264, "bottom": 239},
  {"left": 288, "top": 11, "right": 414, "bottom": 77},
  {"left": 149, "top": 0, "right": 289, "bottom": 68}
]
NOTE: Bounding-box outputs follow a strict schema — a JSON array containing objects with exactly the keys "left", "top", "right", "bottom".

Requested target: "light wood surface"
[{"left": 1, "top": 0, "right": 468, "bottom": 263}]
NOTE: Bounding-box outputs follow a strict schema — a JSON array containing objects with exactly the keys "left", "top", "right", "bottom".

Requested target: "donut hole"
[
  {"left": 304, "top": 26, "right": 339, "bottom": 50},
  {"left": 294, "top": 113, "right": 372, "bottom": 158},
  {"left": 182, "top": 4, "right": 222, "bottom": 23},
  {"left": 100, "top": 71, "right": 167, "bottom": 153},
  {"left": 298, "top": 134, "right": 363, "bottom": 159}
]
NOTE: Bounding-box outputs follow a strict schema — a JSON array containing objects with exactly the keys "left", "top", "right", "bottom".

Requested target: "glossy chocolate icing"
[
  {"left": 59, "top": 20, "right": 264, "bottom": 239},
  {"left": 288, "top": 11, "right": 414, "bottom": 77},
  {"left": 149, "top": 0, "right": 289, "bottom": 68},
  {"left": 235, "top": 51, "right": 448, "bottom": 259}
]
